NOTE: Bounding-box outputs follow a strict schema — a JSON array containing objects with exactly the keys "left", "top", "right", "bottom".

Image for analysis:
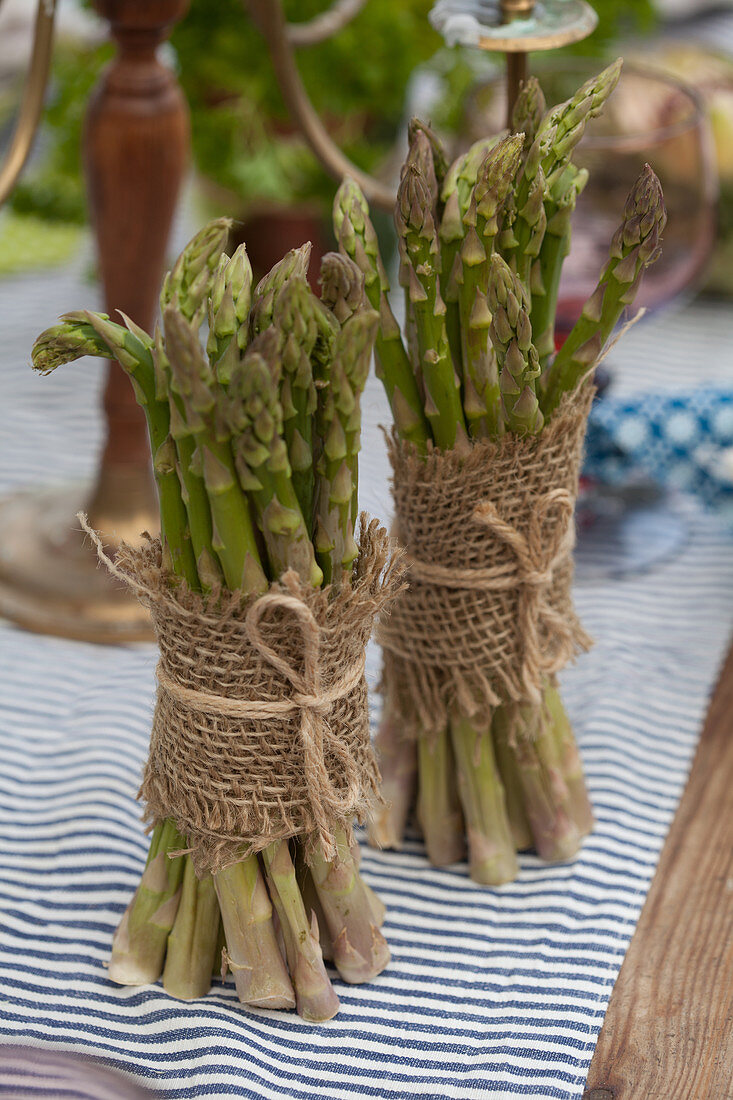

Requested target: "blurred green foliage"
[
  {"left": 0, "top": 212, "right": 82, "bottom": 272},
  {"left": 12, "top": 0, "right": 656, "bottom": 224},
  {"left": 172, "top": 0, "right": 443, "bottom": 210},
  {"left": 576, "top": 0, "right": 657, "bottom": 51},
  {"left": 11, "top": 41, "right": 112, "bottom": 224},
  {"left": 14, "top": 0, "right": 441, "bottom": 222}
]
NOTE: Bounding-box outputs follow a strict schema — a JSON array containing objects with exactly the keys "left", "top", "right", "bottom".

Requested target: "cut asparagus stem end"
[
  {"left": 162, "top": 862, "right": 220, "bottom": 1001},
  {"left": 346, "top": 835, "right": 387, "bottom": 926},
  {"left": 513, "top": 704, "right": 582, "bottom": 862},
  {"left": 416, "top": 728, "right": 466, "bottom": 866},
  {"left": 214, "top": 856, "right": 295, "bottom": 1009},
  {"left": 362, "top": 879, "right": 387, "bottom": 928},
  {"left": 108, "top": 819, "right": 186, "bottom": 986},
  {"left": 450, "top": 714, "right": 518, "bottom": 886},
  {"left": 369, "top": 713, "right": 417, "bottom": 850},
  {"left": 108, "top": 895, "right": 169, "bottom": 986},
  {"left": 309, "top": 831, "right": 390, "bottom": 984},
  {"left": 545, "top": 685, "right": 594, "bottom": 837},
  {"left": 296, "top": 847, "right": 335, "bottom": 962},
  {"left": 262, "top": 841, "right": 340, "bottom": 1022},
  {"left": 492, "top": 716, "right": 534, "bottom": 852}
]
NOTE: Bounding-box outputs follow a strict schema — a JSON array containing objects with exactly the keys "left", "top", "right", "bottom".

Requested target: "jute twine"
[
  {"left": 377, "top": 385, "right": 595, "bottom": 739},
  {"left": 81, "top": 514, "right": 405, "bottom": 875}
]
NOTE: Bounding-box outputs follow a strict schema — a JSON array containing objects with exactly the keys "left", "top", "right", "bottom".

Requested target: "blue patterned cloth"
[{"left": 585, "top": 386, "right": 733, "bottom": 525}]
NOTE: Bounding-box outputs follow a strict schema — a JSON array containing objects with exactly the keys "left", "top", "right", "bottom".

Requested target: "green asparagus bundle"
[
  {"left": 335, "top": 62, "right": 667, "bottom": 884},
  {"left": 31, "top": 222, "right": 390, "bottom": 1020}
]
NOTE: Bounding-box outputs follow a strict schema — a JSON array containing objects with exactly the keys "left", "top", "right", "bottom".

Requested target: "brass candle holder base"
[
  {"left": 430, "top": 0, "right": 599, "bottom": 126},
  {"left": 0, "top": 483, "right": 156, "bottom": 645}
]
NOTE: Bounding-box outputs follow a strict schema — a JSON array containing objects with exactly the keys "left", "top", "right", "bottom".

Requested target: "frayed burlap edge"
[
  {"left": 82, "top": 514, "right": 406, "bottom": 875},
  {"left": 377, "top": 386, "right": 594, "bottom": 739}
]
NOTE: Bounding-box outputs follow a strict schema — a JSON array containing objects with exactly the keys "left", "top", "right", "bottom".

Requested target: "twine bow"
[
  {"left": 154, "top": 589, "right": 366, "bottom": 862},
  {"left": 244, "top": 591, "right": 365, "bottom": 860},
  {"left": 473, "top": 487, "right": 577, "bottom": 703}
]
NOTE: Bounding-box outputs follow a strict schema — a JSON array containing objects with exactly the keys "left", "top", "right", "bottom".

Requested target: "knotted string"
[
  {"left": 157, "top": 591, "right": 365, "bottom": 861},
  {"left": 473, "top": 488, "right": 577, "bottom": 703},
  {"left": 398, "top": 489, "right": 576, "bottom": 707},
  {"left": 378, "top": 386, "right": 595, "bottom": 736},
  {"left": 77, "top": 511, "right": 400, "bottom": 874}
]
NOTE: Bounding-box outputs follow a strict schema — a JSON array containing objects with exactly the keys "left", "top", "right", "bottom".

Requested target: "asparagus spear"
[
  {"left": 249, "top": 243, "right": 312, "bottom": 338},
  {"left": 457, "top": 134, "right": 524, "bottom": 439},
  {"left": 156, "top": 220, "right": 242, "bottom": 586},
  {"left": 487, "top": 253, "right": 544, "bottom": 436},
  {"left": 334, "top": 178, "right": 429, "bottom": 450},
  {"left": 441, "top": 137, "right": 505, "bottom": 230},
  {"left": 511, "top": 77, "right": 546, "bottom": 146},
  {"left": 214, "top": 856, "right": 295, "bottom": 1008},
  {"left": 319, "top": 249, "right": 373, "bottom": 527},
  {"left": 295, "top": 845, "right": 334, "bottom": 959},
  {"left": 348, "top": 836, "right": 387, "bottom": 927},
  {"left": 545, "top": 683, "right": 594, "bottom": 837},
  {"left": 416, "top": 728, "right": 466, "bottom": 866},
  {"left": 440, "top": 136, "right": 503, "bottom": 374},
  {"left": 207, "top": 244, "right": 253, "bottom": 385},
  {"left": 270, "top": 276, "right": 319, "bottom": 521},
  {"left": 313, "top": 314, "right": 378, "bottom": 583},
  {"left": 492, "top": 719, "right": 534, "bottom": 851},
  {"left": 319, "top": 250, "right": 369, "bottom": 324},
  {"left": 500, "top": 128, "right": 553, "bottom": 298},
  {"left": 538, "top": 59, "right": 623, "bottom": 180},
  {"left": 108, "top": 818, "right": 186, "bottom": 985},
  {"left": 31, "top": 311, "right": 197, "bottom": 582},
  {"left": 162, "top": 862, "right": 220, "bottom": 1000},
  {"left": 367, "top": 712, "right": 417, "bottom": 851},
  {"left": 531, "top": 166, "right": 589, "bottom": 368},
  {"left": 401, "top": 127, "right": 443, "bottom": 371},
  {"left": 542, "top": 164, "right": 666, "bottom": 413},
  {"left": 450, "top": 715, "right": 518, "bottom": 885},
  {"left": 403, "top": 125, "right": 441, "bottom": 221},
  {"left": 494, "top": 703, "right": 581, "bottom": 861},
  {"left": 262, "top": 842, "right": 340, "bottom": 1021},
  {"left": 160, "top": 217, "right": 233, "bottom": 329},
  {"left": 502, "top": 61, "right": 621, "bottom": 303},
  {"left": 156, "top": 320, "right": 223, "bottom": 591},
  {"left": 163, "top": 306, "right": 268, "bottom": 595},
  {"left": 226, "top": 336, "right": 322, "bottom": 588},
  {"left": 308, "top": 828, "right": 390, "bottom": 984},
  {"left": 408, "top": 116, "right": 450, "bottom": 200},
  {"left": 396, "top": 164, "right": 469, "bottom": 453}
]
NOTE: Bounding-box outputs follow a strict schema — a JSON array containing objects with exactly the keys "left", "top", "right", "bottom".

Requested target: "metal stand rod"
[
  {"left": 501, "top": 0, "right": 535, "bottom": 128},
  {"left": 506, "top": 51, "right": 529, "bottom": 130}
]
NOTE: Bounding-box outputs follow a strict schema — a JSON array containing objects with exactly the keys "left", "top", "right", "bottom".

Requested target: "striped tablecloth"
[{"left": 1, "top": 234, "right": 733, "bottom": 1100}]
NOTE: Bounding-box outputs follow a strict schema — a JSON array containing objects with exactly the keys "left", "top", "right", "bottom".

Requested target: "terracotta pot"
[{"left": 229, "top": 205, "right": 333, "bottom": 291}]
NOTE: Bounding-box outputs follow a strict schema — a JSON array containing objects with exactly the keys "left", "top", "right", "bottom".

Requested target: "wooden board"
[{"left": 583, "top": 643, "right": 733, "bottom": 1099}]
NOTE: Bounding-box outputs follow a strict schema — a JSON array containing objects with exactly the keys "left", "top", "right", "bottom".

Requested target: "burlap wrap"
[
  {"left": 378, "top": 386, "right": 595, "bottom": 738},
  {"left": 97, "top": 516, "right": 404, "bottom": 876}
]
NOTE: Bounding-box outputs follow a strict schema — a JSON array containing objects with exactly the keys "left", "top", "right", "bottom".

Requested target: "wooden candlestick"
[
  {"left": 0, "top": 0, "right": 190, "bottom": 643},
  {"left": 85, "top": 0, "right": 190, "bottom": 545}
]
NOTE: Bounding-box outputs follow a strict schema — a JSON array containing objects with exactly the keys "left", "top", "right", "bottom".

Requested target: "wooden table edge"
[{"left": 582, "top": 639, "right": 733, "bottom": 1099}]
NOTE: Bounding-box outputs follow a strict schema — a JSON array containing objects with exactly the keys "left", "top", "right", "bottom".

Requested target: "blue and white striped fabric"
[{"left": 1, "top": 243, "right": 733, "bottom": 1100}]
